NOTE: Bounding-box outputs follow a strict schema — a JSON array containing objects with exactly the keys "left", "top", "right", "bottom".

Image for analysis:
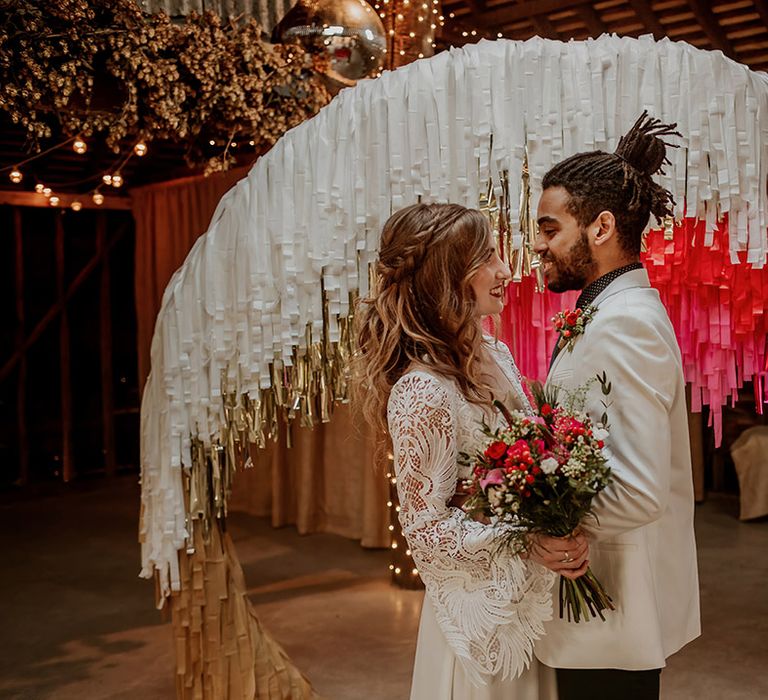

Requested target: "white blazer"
[{"left": 534, "top": 268, "right": 701, "bottom": 670}]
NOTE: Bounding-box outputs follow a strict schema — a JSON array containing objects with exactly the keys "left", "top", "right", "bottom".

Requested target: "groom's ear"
[{"left": 590, "top": 210, "right": 617, "bottom": 248}]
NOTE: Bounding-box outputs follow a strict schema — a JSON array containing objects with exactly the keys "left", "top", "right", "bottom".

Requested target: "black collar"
[{"left": 576, "top": 262, "right": 644, "bottom": 309}]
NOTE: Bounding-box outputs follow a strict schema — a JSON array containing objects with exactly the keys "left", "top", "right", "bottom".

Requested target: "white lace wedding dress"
[{"left": 387, "top": 338, "right": 557, "bottom": 700}]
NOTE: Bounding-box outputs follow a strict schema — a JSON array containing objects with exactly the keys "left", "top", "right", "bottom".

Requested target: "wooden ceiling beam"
[
  {"left": 627, "top": 0, "right": 666, "bottom": 39},
  {"left": 686, "top": 0, "right": 738, "bottom": 57},
  {"left": 465, "top": 0, "right": 486, "bottom": 15},
  {"left": 437, "top": 23, "right": 490, "bottom": 45},
  {"left": 530, "top": 14, "right": 560, "bottom": 39},
  {"left": 579, "top": 5, "right": 608, "bottom": 36},
  {"left": 752, "top": 0, "right": 768, "bottom": 29},
  {"left": 459, "top": 0, "right": 592, "bottom": 29},
  {"left": 0, "top": 190, "right": 131, "bottom": 209}
]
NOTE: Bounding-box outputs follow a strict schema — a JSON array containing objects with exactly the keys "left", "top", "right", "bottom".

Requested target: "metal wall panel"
[{"left": 141, "top": 0, "right": 294, "bottom": 29}]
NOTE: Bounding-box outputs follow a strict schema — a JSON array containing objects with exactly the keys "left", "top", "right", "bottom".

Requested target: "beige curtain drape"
[
  {"left": 132, "top": 166, "right": 250, "bottom": 389},
  {"left": 230, "top": 405, "right": 389, "bottom": 548}
]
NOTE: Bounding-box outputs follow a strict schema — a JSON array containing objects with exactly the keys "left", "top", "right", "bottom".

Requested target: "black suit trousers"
[{"left": 555, "top": 667, "right": 662, "bottom": 700}]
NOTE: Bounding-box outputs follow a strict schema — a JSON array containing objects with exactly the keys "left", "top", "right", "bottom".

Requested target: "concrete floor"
[{"left": 0, "top": 477, "right": 766, "bottom": 700}]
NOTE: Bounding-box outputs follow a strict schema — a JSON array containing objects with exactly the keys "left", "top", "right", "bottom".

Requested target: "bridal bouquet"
[{"left": 463, "top": 377, "right": 614, "bottom": 623}]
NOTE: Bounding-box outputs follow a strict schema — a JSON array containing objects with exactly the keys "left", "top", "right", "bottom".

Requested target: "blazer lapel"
[{"left": 545, "top": 268, "right": 652, "bottom": 383}]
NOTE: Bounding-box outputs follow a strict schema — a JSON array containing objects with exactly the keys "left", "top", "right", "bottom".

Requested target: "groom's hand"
[{"left": 524, "top": 531, "right": 590, "bottom": 579}]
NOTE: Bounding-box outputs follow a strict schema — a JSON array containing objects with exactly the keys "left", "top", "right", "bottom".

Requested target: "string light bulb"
[
  {"left": 92, "top": 192, "right": 104, "bottom": 206},
  {"left": 134, "top": 141, "right": 148, "bottom": 157},
  {"left": 386, "top": 453, "right": 423, "bottom": 590},
  {"left": 73, "top": 138, "right": 87, "bottom": 154},
  {"left": 102, "top": 174, "right": 112, "bottom": 186},
  {"left": 9, "top": 168, "right": 22, "bottom": 183},
  {"left": 35, "top": 183, "right": 45, "bottom": 194},
  {"left": 49, "top": 196, "right": 60, "bottom": 206},
  {"left": 70, "top": 200, "right": 82, "bottom": 212},
  {"left": 111, "top": 173, "right": 123, "bottom": 188},
  {"left": 43, "top": 187, "right": 52, "bottom": 197}
]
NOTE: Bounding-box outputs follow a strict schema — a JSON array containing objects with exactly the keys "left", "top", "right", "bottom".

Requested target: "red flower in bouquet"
[
  {"left": 464, "top": 376, "right": 615, "bottom": 623},
  {"left": 552, "top": 305, "right": 597, "bottom": 352},
  {"left": 485, "top": 441, "right": 508, "bottom": 461}
]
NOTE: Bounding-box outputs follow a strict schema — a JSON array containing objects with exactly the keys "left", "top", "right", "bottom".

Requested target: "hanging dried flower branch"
[{"left": 0, "top": 0, "right": 332, "bottom": 172}]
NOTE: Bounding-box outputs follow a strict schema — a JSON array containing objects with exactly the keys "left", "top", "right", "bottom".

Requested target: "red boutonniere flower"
[{"left": 552, "top": 305, "right": 597, "bottom": 351}]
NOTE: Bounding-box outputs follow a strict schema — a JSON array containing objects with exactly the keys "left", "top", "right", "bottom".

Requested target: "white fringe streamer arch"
[{"left": 140, "top": 34, "right": 768, "bottom": 595}]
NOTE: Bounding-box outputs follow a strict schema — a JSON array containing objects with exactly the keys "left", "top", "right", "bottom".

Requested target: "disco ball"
[{"left": 273, "top": 0, "right": 387, "bottom": 84}]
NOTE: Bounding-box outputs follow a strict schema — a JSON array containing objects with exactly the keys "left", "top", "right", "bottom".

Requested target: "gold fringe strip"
[
  {"left": 171, "top": 521, "right": 320, "bottom": 700},
  {"left": 184, "top": 292, "right": 359, "bottom": 553}
]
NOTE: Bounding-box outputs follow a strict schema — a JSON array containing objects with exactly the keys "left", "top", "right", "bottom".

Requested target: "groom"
[{"left": 532, "top": 113, "right": 701, "bottom": 700}]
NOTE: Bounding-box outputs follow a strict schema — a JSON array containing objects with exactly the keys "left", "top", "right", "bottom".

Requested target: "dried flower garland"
[{"left": 0, "top": 0, "right": 332, "bottom": 172}]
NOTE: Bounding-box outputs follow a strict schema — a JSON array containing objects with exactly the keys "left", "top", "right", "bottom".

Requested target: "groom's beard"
[{"left": 542, "top": 231, "right": 597, "bottom": 293}]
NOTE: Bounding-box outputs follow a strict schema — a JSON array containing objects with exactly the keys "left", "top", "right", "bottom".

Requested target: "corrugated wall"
[{"left": 141, "top": 0, "right": 294, "bottom": 29}]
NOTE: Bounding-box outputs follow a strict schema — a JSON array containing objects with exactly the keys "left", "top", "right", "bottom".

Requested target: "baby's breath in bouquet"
[{"left": 463, "top": 375, "right": 614, "bottom": 622}]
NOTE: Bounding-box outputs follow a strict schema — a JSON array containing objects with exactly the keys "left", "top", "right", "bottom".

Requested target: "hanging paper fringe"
[
  {"left": 141, "top": 34, "right": 768, "bottom": 596},
  {"left": 171, "top": 522, "right": 316, "bottom": 699},
  {"left": 500, "top": 216, "right": 768, "bottom": 447}
]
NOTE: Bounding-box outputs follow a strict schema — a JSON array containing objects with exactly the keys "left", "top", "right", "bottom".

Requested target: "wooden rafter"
[
  {"left": 465, "top": 0, "right": 486, "bottom": 16},
  {"left": 627, "top": 0, "right": 665, "bottom": 39},
  {"left": 686, "top": 0, "right": 737, "bottom": 57},
  {"left": 13, "top": 208, "right": 28, "bottom": 485},
  {"left": 55, "top": 215, "right": 73, "bottom": 482},
  {"left": 97, "top": 214, "right": 116, "bottom": 477},
  {"left": 753, "top": 0, "right": 768, "bottom": 30},
  {"left": 440, "top": 0, "right": 768, "bottom": 71},
  {"left": 460, "top": 0, "right": 588, "bottom": 30},
  {"left": 0, "top": 221, "right": 129, "bottom": 385},
  {"left": 0, "top": 190, "right": 131, "bottom": 210},
  {"left": 439, "top": 23, "right": 488, "bottom": 45},
  {"left": 579, "top": 4, "right": 608, "bottom": 36},
  {"left": 531, "top": 13, "right": 560, "bottom": 39}
]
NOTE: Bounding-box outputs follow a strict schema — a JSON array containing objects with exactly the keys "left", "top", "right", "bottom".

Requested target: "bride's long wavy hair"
[{"left": 354, "top": 202, "right": 496, "bottom": 442}]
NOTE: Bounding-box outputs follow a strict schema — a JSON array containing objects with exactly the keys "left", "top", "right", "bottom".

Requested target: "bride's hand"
[{"left": 523, "top": 531, "right": 590, "bottom": 579}]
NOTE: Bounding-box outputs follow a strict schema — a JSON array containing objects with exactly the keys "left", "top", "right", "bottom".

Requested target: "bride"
[{"left": 355, "top": 203, "right": 589, "bottom": 699}]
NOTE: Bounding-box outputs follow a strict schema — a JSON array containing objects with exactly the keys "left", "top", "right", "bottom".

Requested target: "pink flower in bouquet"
[{"left": 479, "top": 468, "right": 505, "bottom": 491}]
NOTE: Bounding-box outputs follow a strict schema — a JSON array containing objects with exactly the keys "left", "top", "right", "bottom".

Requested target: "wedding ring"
[{"left": 560, "top": 552, "right": 570, "bottom": 563}]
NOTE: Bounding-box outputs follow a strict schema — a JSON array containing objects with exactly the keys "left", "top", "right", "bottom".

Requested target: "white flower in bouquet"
[{"left": 541, "top": 457, "right": 560, "bottom": 475}]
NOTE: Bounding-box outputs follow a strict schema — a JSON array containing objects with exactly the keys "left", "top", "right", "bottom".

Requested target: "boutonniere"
[{"left": 552, "top": 305, "right": 597, "bottom": 351}]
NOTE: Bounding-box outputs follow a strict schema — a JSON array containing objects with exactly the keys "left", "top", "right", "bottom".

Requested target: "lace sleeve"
[{"left": 387, "top": 371, "right": 554, "bottom": 685}]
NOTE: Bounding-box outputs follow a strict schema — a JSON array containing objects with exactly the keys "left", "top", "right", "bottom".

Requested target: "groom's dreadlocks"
[{"left": 542, "top": 111, "right": 682, "bottom": 255}]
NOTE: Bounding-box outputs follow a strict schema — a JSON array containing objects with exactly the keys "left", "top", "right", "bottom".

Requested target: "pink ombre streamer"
[{"left": 499, "top": 216, "right": 768, "bottom": 446}]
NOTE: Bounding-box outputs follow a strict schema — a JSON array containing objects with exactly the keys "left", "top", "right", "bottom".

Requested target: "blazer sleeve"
[{"left": 567, "top": 305, "right": 680, "bottom": 541}]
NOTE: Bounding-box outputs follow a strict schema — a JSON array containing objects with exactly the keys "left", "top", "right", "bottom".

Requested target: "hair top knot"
[
  {"left": 541, "top": 111, "right": 682, "bottom": 257},
  {"left": 613, "top": 110, "right": 682, "bottom": 178}
]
